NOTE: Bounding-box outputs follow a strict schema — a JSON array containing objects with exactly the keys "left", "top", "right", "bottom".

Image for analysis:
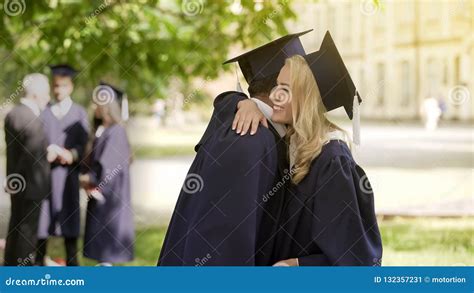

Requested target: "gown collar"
[
  {"left": 51, "top": 96, "right": 73, "bottom": 119},
  {"left": 325, "top": 130, "right": 346, "bottom": 142},
  {"left": 289, "top": 130, "right": 347, "bottom": 169},
  {"left": 20, "top": 98, "right": 40, "bottom": 117}
]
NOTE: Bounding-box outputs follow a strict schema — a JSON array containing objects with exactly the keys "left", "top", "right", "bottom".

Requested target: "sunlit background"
[{"left": 0, "top": 0, "right": 472, "bottom": 266}]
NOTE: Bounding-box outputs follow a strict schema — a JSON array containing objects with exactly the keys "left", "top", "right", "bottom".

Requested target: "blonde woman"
[{"left": 234, "top": 32, "right": 382, "bottom": 266}]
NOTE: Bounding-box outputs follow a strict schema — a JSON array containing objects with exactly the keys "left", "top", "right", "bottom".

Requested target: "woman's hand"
[
  {"left": 232, "top": 99, "right": 268, "bottom": 136},
  {"left": 46, "top": 144, "right": 61, "bottom": 163},
  {"left": 273, "top": 258, "right": 299, "bottom": 267},
  {"left": 58, "top": 149, "right": 74, "bottom": 165},
  {"left": 79, "top": 174, "right": 91, "bottom": 189}
]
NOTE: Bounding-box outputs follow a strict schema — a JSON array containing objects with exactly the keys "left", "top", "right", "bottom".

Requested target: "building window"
[
  {"left": 426, "top": 58, "right": 442, "bottom": 96},
  {"left": 376, "top": 62, "right": 385, "bottom": 107},
  {"left": 400, "top": 61, "right": 411, "bottom": 107},
  {"left": 454, "top": 55, "right": 461, "bottom": 84},
  {"left": 359, "top": 66, "right": 365, "bottom": 97},
  {"left": 442, "top": 59, "right": 448, "bottom": 85}
]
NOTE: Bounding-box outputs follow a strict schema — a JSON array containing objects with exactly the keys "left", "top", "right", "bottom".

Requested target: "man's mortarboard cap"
[
  {"left": 223, "top": 29, "right": 312, "bottom": 84},
  {"left": 49, "top": 64, "right": 77, "bottom": 77}
]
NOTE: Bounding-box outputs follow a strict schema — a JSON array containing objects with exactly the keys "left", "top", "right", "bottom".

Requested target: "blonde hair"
[{"left": 286, "top": 55, "right": 347, "bottom": 184}]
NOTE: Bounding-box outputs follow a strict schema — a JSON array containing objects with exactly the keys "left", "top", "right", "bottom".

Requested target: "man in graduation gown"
[
  {"left": 158, "top": 31, "right": 310, "bottom": 266},
  {"left": 3, "top": 74, "right": 51, "bottom": 266},
  {"left": 35, "top": 65, "right": 89, "bottom": 266}
]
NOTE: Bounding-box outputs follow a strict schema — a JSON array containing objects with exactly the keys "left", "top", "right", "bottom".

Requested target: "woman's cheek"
[
  {"left": 271, "top": 112, "right": 280, "bottom": 123},
  {"left": 272, "top": 111, "right": 285, "bottom": 124}
]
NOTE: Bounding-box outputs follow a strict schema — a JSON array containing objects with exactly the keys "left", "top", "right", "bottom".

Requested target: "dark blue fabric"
[
  {"left": 273, "top": 140, "right": 383, "bottom": 266},
  {"left": 159, "top": 92, "right": 286, "bottom": 266}
]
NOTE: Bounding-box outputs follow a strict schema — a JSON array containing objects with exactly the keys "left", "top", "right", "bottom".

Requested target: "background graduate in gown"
[
  {"left": 80, "top": 83, "right": 134, "bottom": 265},
  {"left": 3, "top": 74, "right": 51, "bottom": 266},
  {"left": 158, "top": 31, "right": 309, "bottom": 266},
  {"left": 36, "top": 65, "right": 89, "bottom": 266}
]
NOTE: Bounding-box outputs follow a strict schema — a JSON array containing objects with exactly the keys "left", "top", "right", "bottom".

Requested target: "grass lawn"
[
  {"left": 41, "top": 217, "right": 473, "bottom": 266},
  {"left": 379, "top": 217, "right": 473, "bottom": 266},
  {"left": 45, "top": 226, "right": 167, "bottom": 266}
]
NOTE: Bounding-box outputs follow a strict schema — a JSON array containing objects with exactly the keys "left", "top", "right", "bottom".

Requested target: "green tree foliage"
[{"left": 0, "top": 0, "right": 295, "bottom": 103}]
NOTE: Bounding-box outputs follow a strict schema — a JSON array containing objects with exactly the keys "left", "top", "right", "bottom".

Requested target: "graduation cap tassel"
[
  {"left": 235, "top": 63, "right": 243, "bottom": 93},
  {"left": 122, "top": 93, "right": 129, "bottom": 121},
  {"left": 352, "top": 91, "right": 360, "bottom": 145}
]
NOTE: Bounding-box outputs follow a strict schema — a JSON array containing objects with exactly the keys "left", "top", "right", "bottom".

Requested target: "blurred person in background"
[
  {"left": 80, "top": 83, "right": 134, "bottom": 266},
  {"left": 420, "top": 95, "right": 442, "bottom": 131},
  {"left": 153, "top": 99, "right": 166, "bottom": 126},
  {"left": 35, "top": 65, "right": 89, "bottom": 266},
  {"left": 3, "top": 73, "right": 51, "bottom": 266}
]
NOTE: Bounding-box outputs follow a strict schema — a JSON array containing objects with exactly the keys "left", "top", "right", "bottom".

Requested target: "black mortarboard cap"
[
  {"left": 223, "top": 29, "right": 312, "bottom": 84},
  {"left": 49, "top": 64, "right": 77, "bottom": 77},
  {"left": 99, "top": 81, "right": 129, "bottom": 121},
  {"left": 100, "top": 81, "right": 124, "bottom": 100},
  {"left": 304, "top": 31, "right": 361, "bottom": 119}
]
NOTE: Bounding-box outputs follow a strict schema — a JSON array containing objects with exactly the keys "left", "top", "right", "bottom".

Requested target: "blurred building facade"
[{"left": 291, "top": 0, "right": 473, "bottom": 121}]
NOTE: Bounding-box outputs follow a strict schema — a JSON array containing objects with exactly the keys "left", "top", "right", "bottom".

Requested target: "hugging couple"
[{"left": 158, "top": 29, "right": 383, "bottom": 266}]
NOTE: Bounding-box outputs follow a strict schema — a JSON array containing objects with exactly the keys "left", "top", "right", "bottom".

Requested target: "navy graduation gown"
[
  {"left": 158, "top": 91, "right": 285, "bottom": 266},
  {"left": 38, "top": 103, "right": 89, "bottom": 239},
  {"left": 83, "top": 124, "right": 134, "bottom": 263},
  {"left": 273, "top": 140, "right": 383, "bottom": 266}
]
